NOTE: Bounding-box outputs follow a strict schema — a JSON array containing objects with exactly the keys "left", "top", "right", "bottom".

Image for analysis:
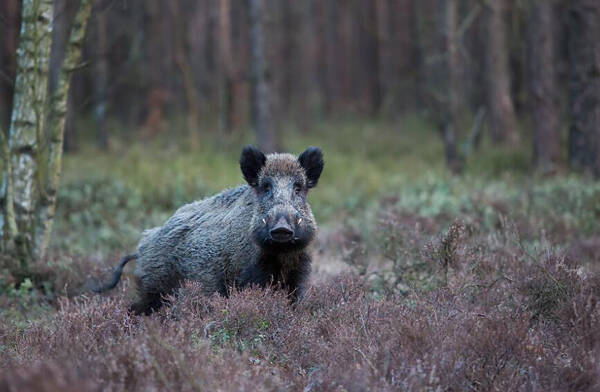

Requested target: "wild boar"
[{"left": 93, "top": 145, "right": 324, "bottom": 314}]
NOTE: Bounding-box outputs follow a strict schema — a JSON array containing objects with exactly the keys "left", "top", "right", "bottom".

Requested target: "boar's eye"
[
  {"left": 294, "top": 183, "right": 302, "bottom": 195},
  {"left": 262, "top": 182, "right": 272, "bottom": 195}
]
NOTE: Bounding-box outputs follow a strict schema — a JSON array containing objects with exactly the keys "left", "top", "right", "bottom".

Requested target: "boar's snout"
[{"left": 270, "top": 216, "right": 294, "bottom": 243}]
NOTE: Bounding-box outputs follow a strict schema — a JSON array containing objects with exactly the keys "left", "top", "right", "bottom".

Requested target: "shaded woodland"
[
  {"left": 1, "top": 0, "right": 598, "bottom": 172},
  {"left": 1, "top": 2, "right": 600, "bottom": 391}
]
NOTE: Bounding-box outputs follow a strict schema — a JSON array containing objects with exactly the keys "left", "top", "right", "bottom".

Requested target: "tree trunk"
[
  {"left": 385, "top": 0, "right": 419, "bottom": 111},
  {"left": 484, "top": 0, "right": 519, "bottom": 145},
  {"left": 170, "top": 0, "right": 200, "bottom": 148},
  {"left": 319, "top": 0, "right": 337, "bottom": 115},
  {"left": 528, "top": 1, "right": 559, "bottom": 174},
  {"left": 95, "top": 8, "right": 109, "bottom": 150},
  {"left": 248, "top": 0, "right": 279, "bottom": 152},
  {"left": 49, "top": 0, "right": 78, "bottom": 154},
  {"left": 414, "top": 0, "right": 435, "bottom": 116},
  {"left": 360, "top": 0, "right": 382, "bottom": 116},
  {"left": 218, "top": 0, "right": 235, "bottom": 132},
  {"left": 0, "top": 0, "right": 54, "bottom": 267},
  {"left": 0, "top": 128, "right": 18, "bottom": 257},
  {"left": 568, "top": 0, "right": 600, "bottom": 176},
  {"left": 34, "top": 0, "right": 94, "bottom": 261},
  {"left": 297, "top": 0, "right": 317, "bottom": 131},
  {"left": 281, "top": 0, "right": 294, "bottom": 115},
  {"left": 440, "top": 0, "right": 463, "bottom": 173}
]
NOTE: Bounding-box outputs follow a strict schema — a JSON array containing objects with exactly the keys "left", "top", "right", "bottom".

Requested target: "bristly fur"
[{"left": 94, "top": 146, "right": 324, "bottom": 315}]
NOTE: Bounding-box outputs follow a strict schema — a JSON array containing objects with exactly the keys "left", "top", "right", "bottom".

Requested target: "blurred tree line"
[
  {"left": 0, "top": 0, "right": 599, "bottom": 171},
  {"left": 0, "top": 0, "right": 599, "bottom": 271}
]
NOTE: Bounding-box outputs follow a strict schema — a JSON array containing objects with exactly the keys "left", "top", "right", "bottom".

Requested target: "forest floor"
[{"left": 1, "top": 118, "right": 600, "bottom": 391}]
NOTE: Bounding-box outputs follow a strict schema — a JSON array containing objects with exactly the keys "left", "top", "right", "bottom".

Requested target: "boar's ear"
[
  {"left": 298, "top": 147, "right": 324, "bottom": 188},
  {"left": 240, "top": 145, "right": 267, "bottom": 187}
]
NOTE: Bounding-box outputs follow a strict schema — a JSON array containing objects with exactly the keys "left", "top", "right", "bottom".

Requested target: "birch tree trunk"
[
  {"left": 1, "top": 0, "right": 94, "bottom": 270},
  {"left": 34, "top": 0, "right": 94, "bottom": 261},
  {"left": 0, "top": 0, "right": 53, "bottom": 267},
  {"left": 0, "top": 128, "right": 18, "bottom": 256}
]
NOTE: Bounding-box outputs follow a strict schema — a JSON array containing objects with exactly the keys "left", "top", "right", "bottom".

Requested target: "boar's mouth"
[
  {"left": 253, "top": 218, "right": 314, "bottom": 252},
  {"left": 262, "top": 236, "right": 309, "bottom": 251},
  {"left": 269, "top": 216, "right": 294, "bottom": 243}
]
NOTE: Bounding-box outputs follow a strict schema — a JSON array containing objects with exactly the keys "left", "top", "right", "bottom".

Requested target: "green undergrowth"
[
  {"left": 52, "top": 116, "right": 598, "bottom": 256},
  {"left": 1, "top": 116, "right": 599, "bottom": 320}
]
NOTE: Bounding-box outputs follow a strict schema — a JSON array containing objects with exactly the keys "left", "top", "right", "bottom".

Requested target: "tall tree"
[
  {"left": 359, "top": 0, "right": 382, "bottom": 115},
  {"left": 528, "top": 0, "right": 559, "bottom": 173},
  {"left": 296, "top": 0, "right": 318, "bottom": 130},
  {"left": 280, "top": 0, "right": 295, "bottom": 115},
  {"left": 36, "top": 0, "right": 94, "bottom": 261},
  {"left": 438, "top": 0, "right": 464, "bottom": 173},
  {"left": 48, "top": 0, "right": 79, "bottom": 152},
  {"left": 317, "top": 0, "right": 338, "bottom": 115},
  {"left": 170, "top": 0, "right": 200, "bottom": 148},
  {"left": 484, "top": 0, "right": 519, "bottom": 145},
  {"left": 0, "top": 0, "right": 94, "bottom": 269},
  {"left": 94, "top": 7, "right": 109, "bottom": 150},
  {"left": 218, "top": 0, "right": 235, "bottom": 132},
  {"left": 1, "top": 0, "right": 54, "bottom": 266},
  {"left": 383, "top": 0, "right": 419, "bottom": 111},
  {"left": 248, "top": 0, "right": 279, "bottom": 152},
  {"left": 568, "top": 0, "right": 600, "bottom": 176}
]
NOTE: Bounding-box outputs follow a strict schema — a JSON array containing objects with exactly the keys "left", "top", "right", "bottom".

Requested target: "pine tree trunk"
[
  {"left": 360, "top": 0, "right": 382, "bottom": 115},
  {"left": 249, "top": 0, "right": 279, "bottom": 152},
  {"left": 528, "top": 1, "right": 559, "bottom": 174},
  {"left": 485, "top": 0, "right": 519, "bottom": 145},
  {"left": 440, "top": 0, "right": 463, "bottom": 173},
  {"left": 34, "top": 0, "right": 94, "bottom": 261},
  {"left": 0, "top": 0, "right": 53, "bottom": 267},
  {"left": 95, "top": 8, "right": 109, "bottom": 151},
  {"left": 319, "top": 0, "right": 337, "bottom": 115},
  {"left": 297, "top": 0, "right": 317, "bottom": 131},
  {"left": 568, "top": 0, "right": 600, "bottom": 176},
  {"left": 170, "top": 0, "right": 200, "bottom": 148},
  {"left": 281, "top": 0, "right": 294, "bottom": 115},
  {"left": 218, "top": 0, "right": 235, "bottom": 132}
]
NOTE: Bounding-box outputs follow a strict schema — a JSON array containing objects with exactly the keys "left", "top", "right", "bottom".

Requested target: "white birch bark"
[
  {"left": 34, "top": 0, "right": 94, "bottom": 260},
  {"left": 1, "top": 0, "right": 53, "bottom": 264}
]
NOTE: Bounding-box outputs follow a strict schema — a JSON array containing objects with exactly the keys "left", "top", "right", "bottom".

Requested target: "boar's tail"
[{"left": 91, "top": 253, "right": 138, "bottom": 293}]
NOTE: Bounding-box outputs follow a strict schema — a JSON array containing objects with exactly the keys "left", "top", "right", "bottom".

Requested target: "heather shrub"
[
  {"left": 2, "top": 124, "right": 600, "bottom": 390},
  {"left": 2, "top": 255, "right": 600, "bottom": 391}
]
